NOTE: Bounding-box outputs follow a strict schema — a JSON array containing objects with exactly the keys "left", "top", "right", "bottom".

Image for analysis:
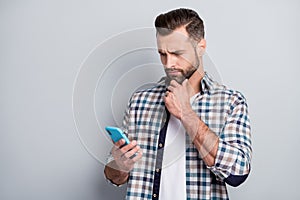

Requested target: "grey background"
[{"left": 1, "top": 0, "right": 299, "bottom": 200}]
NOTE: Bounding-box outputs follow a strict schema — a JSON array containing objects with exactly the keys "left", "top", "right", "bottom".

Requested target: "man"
[{"left": 104, "top": 8, "right": 252, "bottom": 200}]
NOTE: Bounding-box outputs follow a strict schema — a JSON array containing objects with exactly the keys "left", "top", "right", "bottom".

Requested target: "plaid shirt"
[{"left": 108, "top": 73, "right": 252, "bottom": 200}]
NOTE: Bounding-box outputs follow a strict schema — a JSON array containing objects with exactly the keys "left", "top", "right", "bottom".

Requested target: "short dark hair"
[{"left": 154, "top": 8, "right": 205, "bottom": 41}]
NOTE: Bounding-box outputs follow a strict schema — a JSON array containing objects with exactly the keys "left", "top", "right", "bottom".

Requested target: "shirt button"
[
  {"left": 153, "top": 194, "right": 157, "bottom": 198},
  {"left": 156, "top": 168, "right": 160, "bottom": 173},
  {"left": 159, "top": 143, "right": 163, "bottom": 148},
  {"left": 163, "top": 118, "right": 166, "bottom": 123}
]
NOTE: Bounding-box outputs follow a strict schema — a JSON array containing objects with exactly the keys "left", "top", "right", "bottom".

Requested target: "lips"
[{"left": 166, "top": 69, "right": 183, "bottom": 76}]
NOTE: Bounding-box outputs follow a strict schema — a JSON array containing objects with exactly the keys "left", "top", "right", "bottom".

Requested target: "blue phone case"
[{"left": 105, "top": 126, "right": 130, "bottom": 145}]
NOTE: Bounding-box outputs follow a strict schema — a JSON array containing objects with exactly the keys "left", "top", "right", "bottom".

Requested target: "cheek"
[
  {"left": 176, "top": 56, "right": 194, "bottom": 71},
  {"left": 179, "top": 54, "right": 194, "bottom": 65}
]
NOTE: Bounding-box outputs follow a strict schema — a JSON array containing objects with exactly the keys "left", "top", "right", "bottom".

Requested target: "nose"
[{"left": 164, "top": 54, "right": 176, "bottom": 69}]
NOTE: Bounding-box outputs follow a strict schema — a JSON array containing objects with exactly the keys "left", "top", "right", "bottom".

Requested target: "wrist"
[
  {"left": 181, "top": 106, "right": 197, "bottom": 123},
  {"left": 105, "top": 162, "right": 129, "bottom": 185},
  {"left": 180, "top": 105, "right": 194, "bottom": 121},
  {"left": 180, "top": 108, "right": 200, "bottom": 140}
]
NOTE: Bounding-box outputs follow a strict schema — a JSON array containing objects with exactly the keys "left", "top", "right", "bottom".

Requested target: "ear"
[{"left": 197, "top": 38, "right": 206, "bottom": 56}]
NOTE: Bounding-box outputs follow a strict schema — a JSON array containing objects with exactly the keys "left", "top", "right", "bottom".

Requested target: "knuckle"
[{"left": 123, "top": 152, "right": 130, "bottom": 159}]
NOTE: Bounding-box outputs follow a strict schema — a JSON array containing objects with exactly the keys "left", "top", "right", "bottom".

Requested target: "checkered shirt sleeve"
[{"left": 207, "top": 91, "right": 252, "bottom": 180}]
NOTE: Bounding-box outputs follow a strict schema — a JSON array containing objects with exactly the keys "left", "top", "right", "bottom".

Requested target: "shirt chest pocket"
[{"left": 135, "top": 108, "right": 165, "bottom": 135}]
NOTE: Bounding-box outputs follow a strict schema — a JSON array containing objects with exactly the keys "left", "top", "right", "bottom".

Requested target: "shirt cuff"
[{"left": 206, "top": 139, "right": 239, "bottom": 181}]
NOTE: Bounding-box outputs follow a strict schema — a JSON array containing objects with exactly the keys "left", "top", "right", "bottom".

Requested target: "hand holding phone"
[
  {"left": 105, "top": 126, "right": 143, "bottom": 173},
  {"left": 105, "top": 126, "right": 130, "bottom": 145}
]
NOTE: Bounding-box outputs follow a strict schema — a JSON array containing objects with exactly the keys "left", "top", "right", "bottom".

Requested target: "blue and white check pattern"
[{"left": 108, "top": 73, "right": 252, "bottom": 200}]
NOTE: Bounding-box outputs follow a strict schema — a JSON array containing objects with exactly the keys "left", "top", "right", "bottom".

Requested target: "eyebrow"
[
  {"left": 171, "top": 50, "right": 186, "bottom": 54},
  {"left": 158, "top": 49, "right": 186, "bottom": 54}
]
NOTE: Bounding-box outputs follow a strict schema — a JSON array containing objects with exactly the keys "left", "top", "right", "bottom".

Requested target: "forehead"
[{"left": 156, "top": 28, "right": 194, "bottom": 51}]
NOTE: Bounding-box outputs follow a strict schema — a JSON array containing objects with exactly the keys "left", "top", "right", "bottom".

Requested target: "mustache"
[{"left": 164, "top": 68, "right": 184, "bottom": 73}]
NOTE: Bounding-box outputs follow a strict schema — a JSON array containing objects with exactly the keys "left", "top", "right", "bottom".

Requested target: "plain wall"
[{"left": 1, "top": 0, "right": 300, "bottom": 199}]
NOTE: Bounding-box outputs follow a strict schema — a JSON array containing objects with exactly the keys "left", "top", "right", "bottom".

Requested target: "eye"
[
  {"left": 159, "top": 52, "right": 167, "bottom": 57},
  {"left": 171, "top": 51, "right": 183, "bottom": 56}
]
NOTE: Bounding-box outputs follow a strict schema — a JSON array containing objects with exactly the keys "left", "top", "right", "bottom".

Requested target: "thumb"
[
  {"left": 182, "top": 79, "right": 194, "bottom": 93},
  {"left": 182, "top": 79, "right": 188, "bottom": 85},
  {"left": 182, "top": 79, "right": 191, "bottom": 88}
]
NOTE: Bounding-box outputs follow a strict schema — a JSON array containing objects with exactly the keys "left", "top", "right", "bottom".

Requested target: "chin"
[
  {"left": 174, "top": 77, "right": 185, "bottom": 84},
  {"left": 166, "top": 76, "right": 185, "bottom": 85}
]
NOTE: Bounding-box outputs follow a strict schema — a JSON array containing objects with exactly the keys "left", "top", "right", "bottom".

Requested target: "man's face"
[{"left": 156, "top": 27, "right": 200, "bottom": 84}]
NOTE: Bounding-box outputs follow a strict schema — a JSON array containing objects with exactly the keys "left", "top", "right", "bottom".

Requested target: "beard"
[{"left": 165, "top": 66, "right": 197, "bottom": 85}]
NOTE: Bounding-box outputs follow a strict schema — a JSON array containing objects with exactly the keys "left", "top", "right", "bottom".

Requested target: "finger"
[
  {"left": 111, "top": 144, "right": 119, "bottom": 153},
  {"left": 112, "top": 139, "right": 128, "bottom": 159},
  {"left": 114, "top": 139, "right": 126, "bottom": 148},
  {"left": 182, "top": 79, "right": 192, "bottom": 89},
  {"left": 167, "top": 92, "right": 174, "bottom": 100},
  {"left": 163, "top": 96, "right": 171, "bottom": 110},
  {"left": 182, "top": 79, "right": 188, "bottom": 86},
  {"left": 164, "top": 99, "right": 174, "bottom": 115},
  {"left": 163, "top": 95, "right": 167, "bottom": 103},
  {"left": 122, "top": 148, "right": 142, "bottom": 164},
  {"left": 111, "top": 148, "right": 122, "bottom": 160},
  {"left": 167, "top": 85, "right": 174, "bottom": 92},
  {"left": 120, "top": 140, "right": 137, "bottom": 153},
  {"left": 170, "top": 80, "right": 180, "bottom": 87},
  {"left": 123, "top": 145, "right": 140, "bottom": 159},
  {"left": 163, "top": 94, "right": 171, "bottom": 105},
  {"left": 182, "top": 79, "right": 195, "bottom": 94},
  {"left": 165, "top": 91, "right": 176, "bottom": 101},
  {"left": 131, "top": 149, "right": 143, "bottom": 162},
  {"left": 111, "top": 143, "right": 124, "bottom": 157},
  {"left": 165, "top": 90, "right": 170, "bottom": 97}
]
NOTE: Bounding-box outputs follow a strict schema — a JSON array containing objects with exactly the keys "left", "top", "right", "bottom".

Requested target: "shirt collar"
[
  {"left": 200, "top": 72, "right": 220, "bottom": 92},
  {"left": 159, "top": 72, "right": 220, "bottom": 92}
]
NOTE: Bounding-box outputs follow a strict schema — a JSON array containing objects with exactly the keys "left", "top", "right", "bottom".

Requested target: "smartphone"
[{"left": 105, "top": 126, "right": 130, "bottom": 145}]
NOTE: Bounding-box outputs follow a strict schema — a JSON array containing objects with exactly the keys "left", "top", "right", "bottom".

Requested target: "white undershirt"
[
  {"left": 159, "top": 114, "right": 186, "bottom": 200},
  {"left": 159, "top": 95, "right": 197, "bottom": 200}
]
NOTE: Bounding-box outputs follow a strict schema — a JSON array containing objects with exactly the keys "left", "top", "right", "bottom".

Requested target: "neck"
[{"left": 188, "top": 69, "right": 204, "bottom": 96}]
